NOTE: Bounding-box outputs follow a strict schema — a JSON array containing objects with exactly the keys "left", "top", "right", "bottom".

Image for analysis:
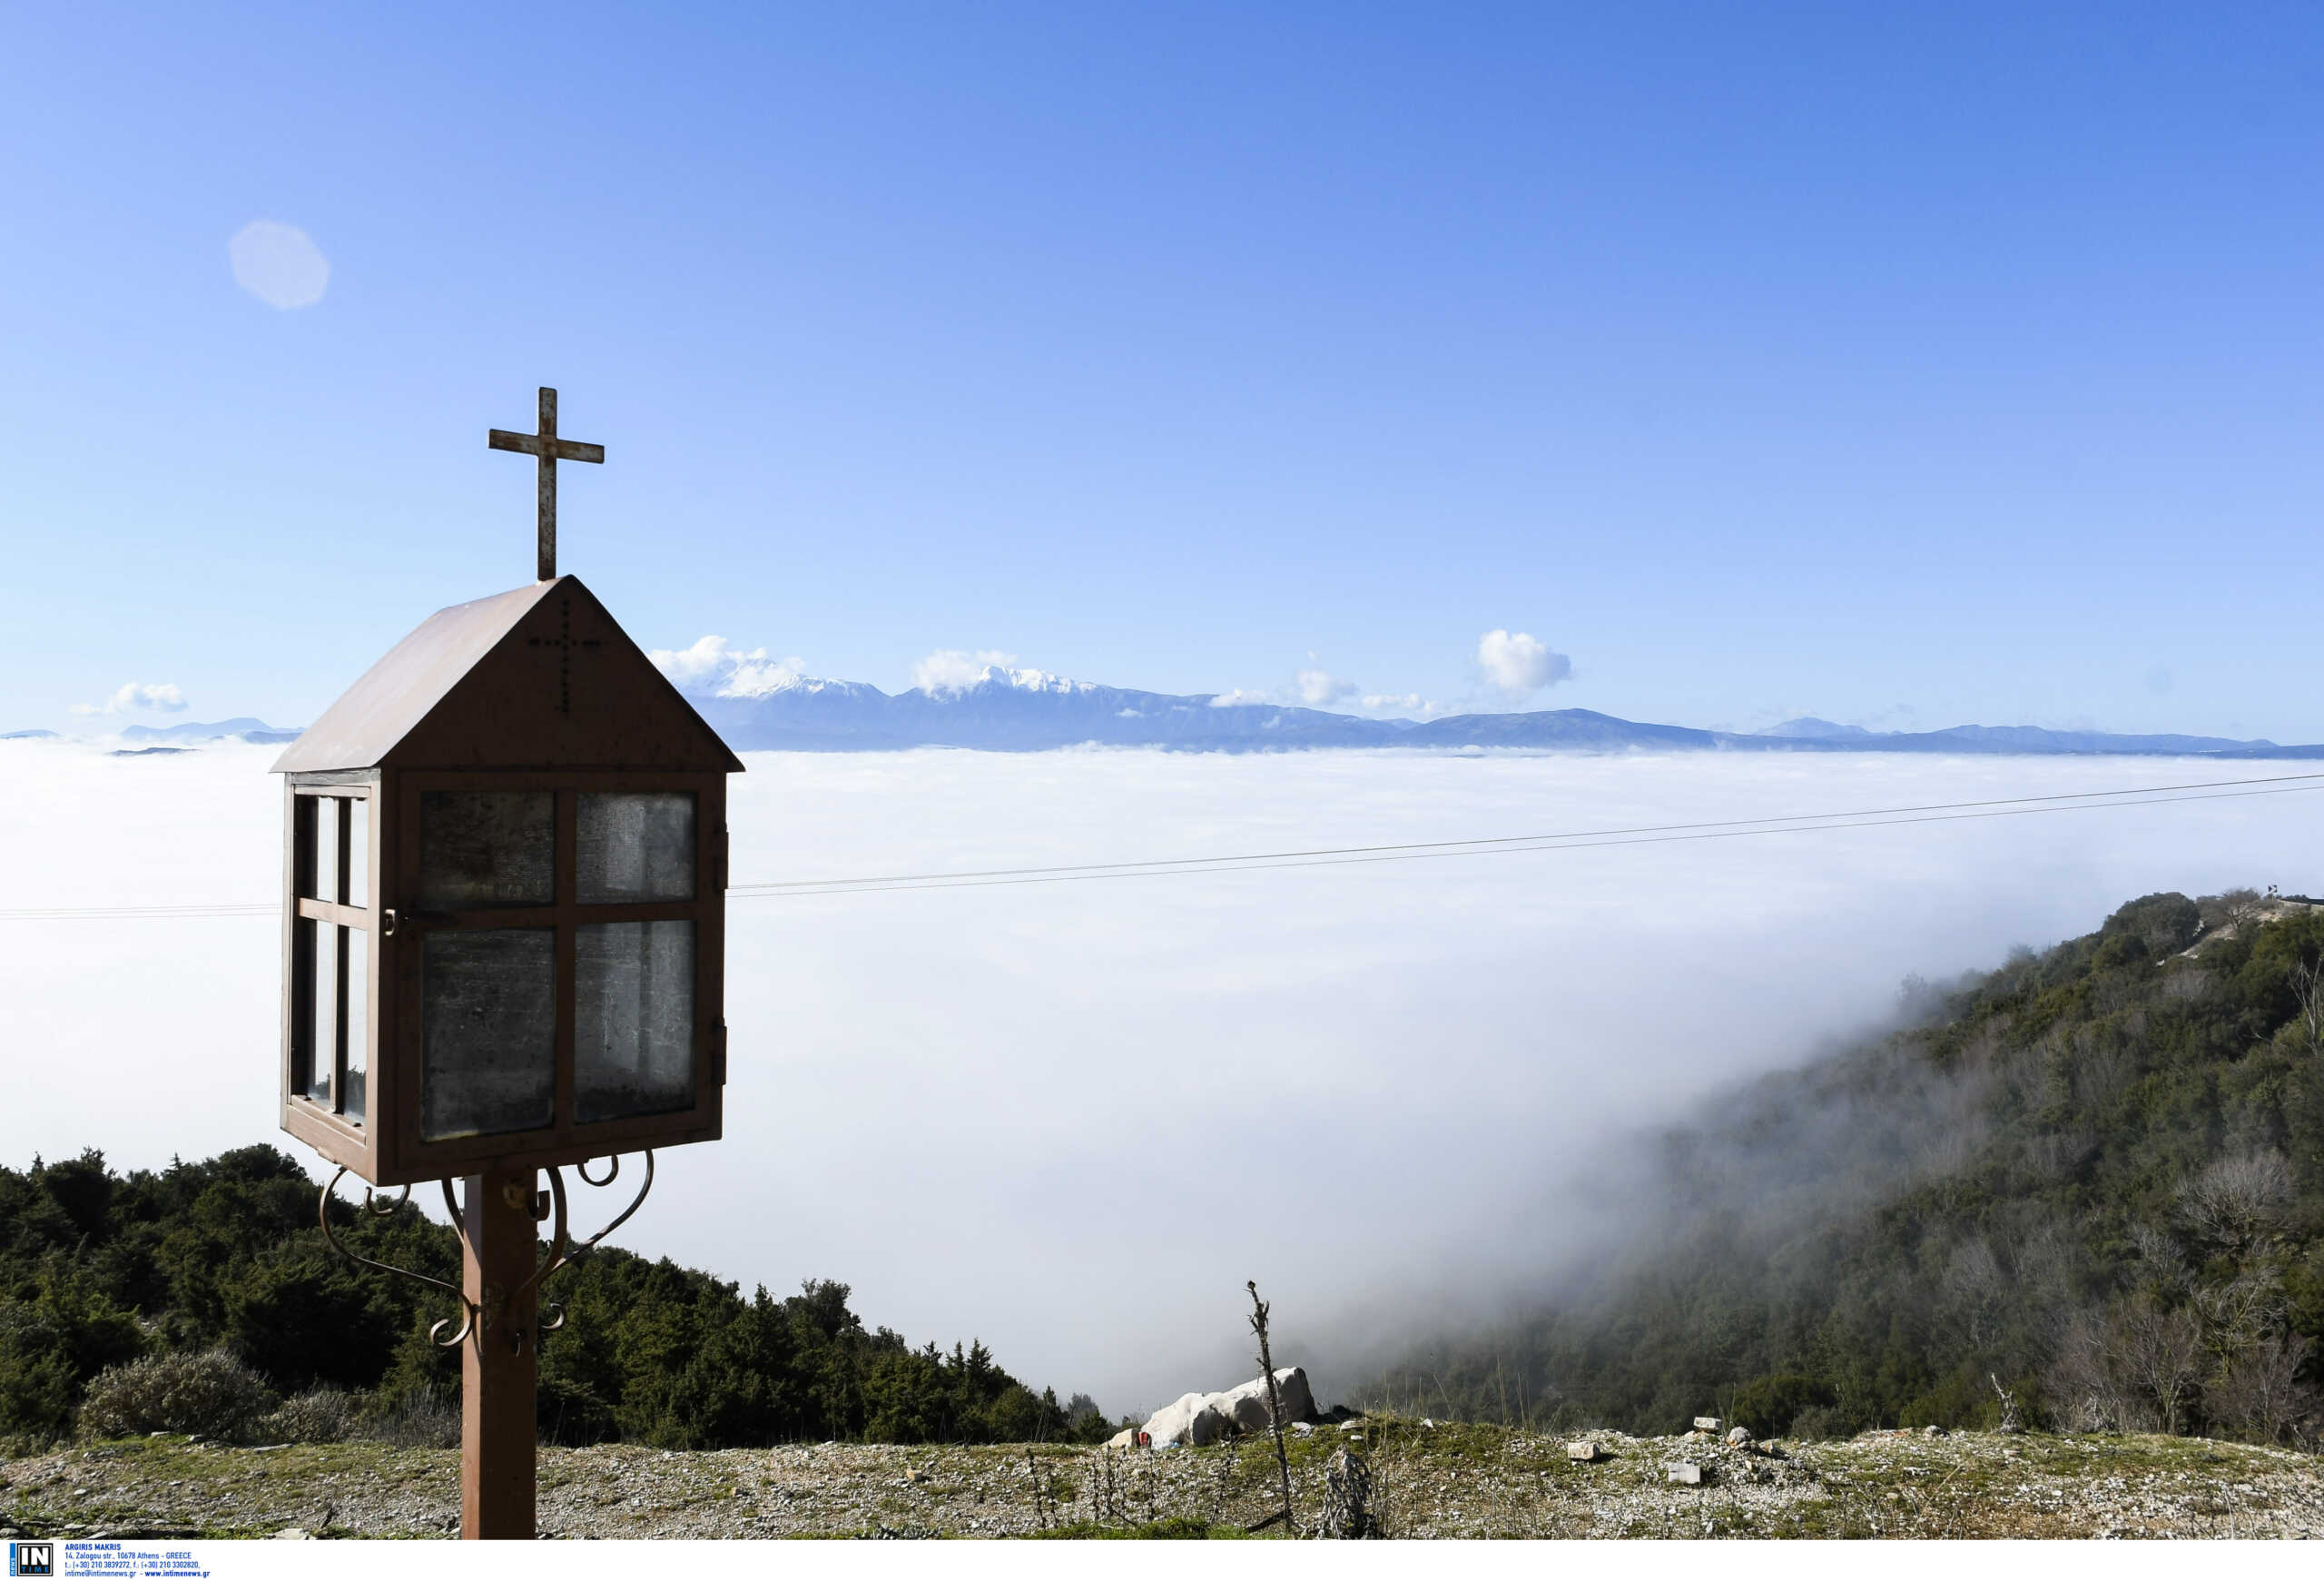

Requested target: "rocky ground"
[{"left": 3, "top": 1419, "right": 2320, "bottom": 1539}]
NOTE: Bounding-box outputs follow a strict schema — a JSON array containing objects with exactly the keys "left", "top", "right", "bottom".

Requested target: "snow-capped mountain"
[{"left": 686, "top": 663, "right": 1413, "bottom": 751}]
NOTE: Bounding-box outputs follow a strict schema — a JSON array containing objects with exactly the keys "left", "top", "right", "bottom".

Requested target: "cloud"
[
  {"left": 1296, "top": 669, "right": 1356, "bottom": 707},
  {"left": 72, "top": 682, "right": 188, "bottom": 717},
  {"left": 229, "top": 222, "right": 330, "bottom": 310},
  {"left": 1361, "top": 693, "right": 1454, "bottom": 718},
  {"left": 648, "top": 637, "right": 808, "bottom": 698},
  {"left": 1477, "top": 629, "right": 1571, "bottom": 695},
  {"left": 649, "top": 636, "right": 738, "bottom": 688},
  {"left": 10, "top": 745, "right": 2321, "bottom": 1418},
  {"left": 1207, "top": 688, "right": 1274, "bottom": 708},
  {"left": 914, "top": 649, "right": 1017, "bottom": 693}
]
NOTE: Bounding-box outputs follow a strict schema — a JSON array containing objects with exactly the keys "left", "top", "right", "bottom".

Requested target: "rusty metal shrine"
[{"left": 273, "top": 389, "right": 742, "bottom": 1538}]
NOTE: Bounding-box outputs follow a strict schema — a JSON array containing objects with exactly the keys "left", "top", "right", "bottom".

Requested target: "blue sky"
[{"left": 5, "top": 3, "right": 2321, "bottom": 737}]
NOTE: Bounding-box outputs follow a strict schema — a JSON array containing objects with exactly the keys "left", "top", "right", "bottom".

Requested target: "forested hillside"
[
  {"left": 0, "top": 1146, "right": 1107, "bottom": 1451},
  {"left": 1368, "top": 890, "right": 2324, "bottom": 1447}
]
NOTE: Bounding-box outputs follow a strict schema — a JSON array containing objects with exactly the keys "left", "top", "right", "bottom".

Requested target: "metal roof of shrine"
[{"left": 271, "top": 575, "right": 743, "bottom": 775}]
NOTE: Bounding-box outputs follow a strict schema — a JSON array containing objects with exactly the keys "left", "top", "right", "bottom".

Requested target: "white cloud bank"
[
  {"left": 5, "top": 743, "right": 2321, "bottom": 1415},
  {"left": 229, "top": 222, "right": 330, "bottom": 310},
  {"left": 71, "top": 681, "right": 187, "bottom": 716},
  {"left": 1478, "top": 628, "right": 1571, "bottom": 695}
]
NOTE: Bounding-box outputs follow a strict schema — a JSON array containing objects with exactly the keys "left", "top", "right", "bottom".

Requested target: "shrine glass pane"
[
  {"left": 306, "top": 919, "right": 335, "bottom": 1106},
  {"left": 293, "top": 797, "right": 315, "bottom": 900},
  {"left": 300, "top": 796, "right": 340, "bottom": 904},
  {"left": 576, "top": 920, "right": 694, "bottom": 1122},
  {"left": 416, "top": 792, "right": 554, "bottom": 910},
  {"left": 577, "top": 793, "right": 695, "bottom": 904},
  {"left": 345, "top": 799, "right": 369, "bottom": 909},
  {"left": 342, "top": 926, "right": 367, "bottom": 1125},
  {"left": 420, "top": 928, "right": 556, "bottom": 1141}
]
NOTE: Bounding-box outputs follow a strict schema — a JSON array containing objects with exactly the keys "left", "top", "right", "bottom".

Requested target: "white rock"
[
  {"left": 1137, "top": 1369, "right": 1317, "bottom": 1447},
  {"left": 1692, "top": 1417, "right": 1723, "bottom": 1432},
  {"left": 1667, "top": 1463, "right": 1706, "bottom": 1486},
  {"left": 1138, "top": 1392, "right": 1208, "bottom": 1448},
  {"left": 1725, "top": 1427, "right": 1751, "bottom": 1446},
  {"left": 1565, "top": 1441, "right": 1600, "bottom": 1462},
  {"left": 1216, "top": 1369, "right": 1317, "bottom": 1434}
]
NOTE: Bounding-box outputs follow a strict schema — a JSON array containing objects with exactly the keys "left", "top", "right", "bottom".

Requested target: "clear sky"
[{"left": 5, "top": 3, "right": 2320, "bottom": 738}]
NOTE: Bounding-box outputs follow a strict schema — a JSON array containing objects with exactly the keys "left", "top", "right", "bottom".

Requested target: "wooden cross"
[{"left": 488, "top": 388, "right": 605, "bottom": 581}]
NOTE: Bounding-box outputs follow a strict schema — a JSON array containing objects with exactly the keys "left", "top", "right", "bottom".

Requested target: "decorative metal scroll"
[
  {"left": 317, "top": 1170, "right": 478, "bottom": 1348},
  {"left": 507, "top": 1150, "right": 656, "bottom": 1346},
  {"left": 317, "top": 1150, "right": 655, "bottom": 1355}
]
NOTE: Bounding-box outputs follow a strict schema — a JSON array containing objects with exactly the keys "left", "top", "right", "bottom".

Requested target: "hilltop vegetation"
[
  {"left": 0, "top": 1146, "right": 1107, "bottom": 1452},
  {"left": 1368, "top": 890, "right": 2324, "bottom": 1446}
]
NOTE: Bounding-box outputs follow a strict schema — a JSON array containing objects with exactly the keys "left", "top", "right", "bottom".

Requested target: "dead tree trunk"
[{"left": 1247, "top": 1279, "right": 1298, "bottom": 1537}]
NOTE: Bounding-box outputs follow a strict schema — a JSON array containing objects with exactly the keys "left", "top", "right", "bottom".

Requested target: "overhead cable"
[{"left": 4, "top": 768, "right": 2319, "bottom": 921}]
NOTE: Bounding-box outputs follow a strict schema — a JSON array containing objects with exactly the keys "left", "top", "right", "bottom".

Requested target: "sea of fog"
[{"left": 5, "top": 740, "right": 2322, "bottom": 1415}]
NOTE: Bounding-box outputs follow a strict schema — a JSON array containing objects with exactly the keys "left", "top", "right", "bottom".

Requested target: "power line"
[
  {"left": 729, "top": 768, "right": 2324, "bottom": 894},
  {"left": 5, "top": 768, "right": 2319, "bottom": 921},
  {"left": 739, "top": 780, "right": 2324, "bottom": 897},
  {"left": 0, "top": 902, "right": 281, "bottom": 921}
]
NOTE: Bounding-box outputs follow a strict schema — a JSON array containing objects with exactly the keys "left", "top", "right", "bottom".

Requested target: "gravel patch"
[{"left": 5, "top": 1423, "right": 2319, "bottom": 1539}]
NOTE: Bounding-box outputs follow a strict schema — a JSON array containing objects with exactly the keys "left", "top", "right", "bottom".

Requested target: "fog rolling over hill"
[
  {"left": 659, "top": 655, "right": 2317, "bottom": 757},
  {"left": 1357, "top": 891, "right": 2324, "bottom": 1447}
]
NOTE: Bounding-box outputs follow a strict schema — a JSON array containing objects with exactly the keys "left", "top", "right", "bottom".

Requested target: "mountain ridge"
[
  {"left": 14, "top": 677, "right": 2318, "bottom": 758},
  {"left": 674, "top": 662, "right": 2313, "bottom": 757}
]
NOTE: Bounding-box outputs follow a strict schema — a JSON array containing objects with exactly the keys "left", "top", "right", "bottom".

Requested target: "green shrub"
[
  {"left": 1728, "top": 1373, "right": 1835, "bottom": 1438},
  {"left": 0, "top": 1264, "right": 147, "bottom": 1448},
  {"left": 258, "top": 1385, "right": 357, "bottom": 1444},
  {"left": 79, "top": 1348, "right": 276, "bottom": 1442},
  {"left": 358, "top": 1384, "right": 460, "bottom": 1449}
]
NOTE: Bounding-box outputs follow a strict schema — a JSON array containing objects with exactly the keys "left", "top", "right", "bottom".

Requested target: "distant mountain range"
[
  {"left": 11, "top": 682, "right": 2319, "bottom": 758},
  {"left": 673, "top": 664, "right": 2324, "bottom": 758},
  {"left": 119, "top": 717, "right": 303, "bottom": 745},
  {"left": 0, "top": 718, "right": 300, "bottom": 746}
]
